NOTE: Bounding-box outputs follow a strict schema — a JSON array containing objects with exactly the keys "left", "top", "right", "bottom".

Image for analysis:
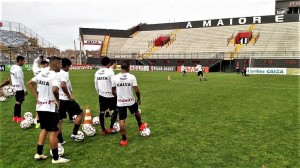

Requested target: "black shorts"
[
  {"left": 99, "top": 95, "right": 117, "bottom": 112},
  {"left": 59, "top": 99, "right": 82, "bottom": 120},
  {"left": 182, "top": 71, "right": 186, "bottom": 73},
  {"left": 197, "top": 71, "right": 203, "bottom": 76},
  {"left": 15, "top": 90, "right": 25, "bottom": 102},
  {"left": 118, "top": 102, "right": 138, "bottom": 120},
  {"left": 37, "top": 111, "right": 59, "bottom": 131}
]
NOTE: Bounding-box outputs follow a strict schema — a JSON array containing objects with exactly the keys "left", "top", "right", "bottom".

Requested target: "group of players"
[
  {"left": 7, "top": 55, "right": 148, "bottom": 164},
  {"left": 181, "top": 64, "right": 207, "bottom": 81}
]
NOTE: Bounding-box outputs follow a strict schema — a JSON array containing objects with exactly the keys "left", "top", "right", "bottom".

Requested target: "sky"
[{"left": 0, "top": 0, "right": 275, "bottom": 50}]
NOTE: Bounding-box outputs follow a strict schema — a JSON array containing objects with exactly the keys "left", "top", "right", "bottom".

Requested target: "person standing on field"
[
  {"left": 112, "top": 61, "right": 148, "bottom": 146},
  {"left": 10, "top": 55, "right": 27, "bottom": 122},
  {"left": 95, "top": 57, "right": 119, "bottom": 135},
  {"left": 27, "top": 56, "right": 70, "bottom": 164}
]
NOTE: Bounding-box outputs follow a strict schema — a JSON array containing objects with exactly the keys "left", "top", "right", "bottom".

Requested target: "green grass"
[{"left": 0, "top": 70, "right": 299, "bottom": 167}]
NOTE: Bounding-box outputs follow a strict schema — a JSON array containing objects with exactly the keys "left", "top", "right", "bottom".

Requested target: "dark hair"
[
  {"left": 49, "top": 56, "right": 61, "bottom": 62},
  {"left": 16, "top": 55, "right": 25, "bottom": 62},
  {"left": 61, "top": 58, "right": 72, "bottom": 68},
  {"left": 121, "top": 61, "right": 129, "bottom": 70},
  {"left": 101, "top": 57, "right": 111, "bottom": 66},
  {"left": 40, "top": 60, "right": 49, "bottom": 65}
]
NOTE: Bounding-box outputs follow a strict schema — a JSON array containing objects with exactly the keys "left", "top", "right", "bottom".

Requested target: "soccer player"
[
  {"left": 10, "top": 55, "right": 27, "bottom": 122},
  {"left": 196, "top": 64, "right": 207, "bottom": 81},
  {"left": 32, "top": 54, "right": 49, "bottom": 76},
  {"left": 27, "top": 56, "right": 70, "bottom": 163},
  {"left": 181, "top": 64, "right": 186, "bottom": 77},
  {"left": 32, "top": 55, "right": 49, "bottom": 128},
  {"left": 112, "top": 61, "right": 148, "bottom": 146},
  {"left": 94, "top": 57, "right": 118, "bottom": 134},
  {"left": 236, "top": 62, "right": 240, "bottom": 74},
  {"left": 57, "top": 58, "right": 84, "bottom": 143},
  {"left": 104, "top": 60, "right": 117, "bottom": 117}
]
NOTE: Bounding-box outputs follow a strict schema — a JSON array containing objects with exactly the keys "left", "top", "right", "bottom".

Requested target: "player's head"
[
  {"left": 40, "top": 60, "right": 49, "bottom": 68},
  {"left": 121, "top": 61, "right": 130, "bottom": 72},
  {"left": 101, "top": 57, "right": 111, "bottom": 67},
  {"left": 61, "top": 57, "right": 72, "bottom": 71},
  {"left": 16, "top": 55, "right": 26, "bottom": 66},
  {"left": 49, "top": 56, "right": 61, "bottom": 72}
]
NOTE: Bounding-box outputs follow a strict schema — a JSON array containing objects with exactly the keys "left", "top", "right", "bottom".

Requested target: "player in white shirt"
[
  {"left": 112, "top": 61, "right": 148, "bottom": 146},
  {"left": 10, "top": 55, "right": 27, "bottom": 122},
  {"left": 27, "top": 56, "right": 70, "bottom": 164},
  {"left": 104, "top": 59, "right": 117, "bottom": 117},
  {"left": 181, "top": 64, "right": 186, "bottom": 77},
  {"left": 32, "top": 55, "right": 49, "bottom": 76},
  {"left": 57, "top": 58, "right": 84, "bottom": 143},
  {"left": 32, "top": 55, "right": 49, "bottom": 128},
  {"left": 95, "top": 57, "right": 118, "bottom": 134},
  {"left": 196, "top": 64, "right": 207, "bottom": 81}
]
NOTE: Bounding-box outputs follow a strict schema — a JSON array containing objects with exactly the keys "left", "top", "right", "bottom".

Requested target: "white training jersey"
[
  {"left": 181, "top": 66, "right": 186, "bottom": 72},
  {"left": 58, "top": 69, "right": 72, "bottom": 100},
  {"left": 196, "top": 65, "right": 203, "bottom": 72},
  {"left": 32, "top": 57, "right": 41, "bottom": 76},
  {"left": 112, "top": 73, "right": 138, "bottom": 107},
  {"left": 10, "top": 65, "right": 26, "bottom": 91},
  {"left": 94, "top": 67, "right": 115, "bottom": 98},
  {"left": 31, "top": 69, "right": 61, "bottom": 112}
]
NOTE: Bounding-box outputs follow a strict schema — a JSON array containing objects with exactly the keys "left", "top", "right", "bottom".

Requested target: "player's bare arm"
[{"left": 27, "top": 80, "right": 38, "bottom": 99}]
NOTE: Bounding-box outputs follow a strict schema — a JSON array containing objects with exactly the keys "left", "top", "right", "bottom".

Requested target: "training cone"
[
  {"left": 168, "top": 75, "right": 171, "bottom": 80},
  {"left": 83, "top": 106, "right": 92, "bottom": 125}
]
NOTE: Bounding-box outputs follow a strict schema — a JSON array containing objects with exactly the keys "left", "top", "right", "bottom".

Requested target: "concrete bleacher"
[{"left": 0, "top": 30, "right": 28, "bottom": 47}]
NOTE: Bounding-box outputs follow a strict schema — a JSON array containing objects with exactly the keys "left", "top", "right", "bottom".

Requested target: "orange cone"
[{"left": 83, "top": 106, "right": 92, "bottom": 125}]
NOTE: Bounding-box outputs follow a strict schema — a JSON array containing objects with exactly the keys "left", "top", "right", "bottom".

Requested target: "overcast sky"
[{"left": 1, "top": 0, "right": 275, "bottom": 50}]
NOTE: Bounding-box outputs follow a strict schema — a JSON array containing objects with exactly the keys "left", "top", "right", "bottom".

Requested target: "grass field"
[{"left": 0, "top": 70, "right": 299, "bottom": 167}]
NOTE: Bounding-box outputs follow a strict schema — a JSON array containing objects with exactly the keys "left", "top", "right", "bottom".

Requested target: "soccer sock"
[
  {"left": 110, "top": 111, "right": 118, "bottom": 128},
  {"left": 72, "top": 124, "right": 80, "bottom": 135},
  {"left": 135, "top": 113, "right": 142, "bottom": 126},
  {"left": 52, "top": 148, "right": 59, "bottom": 160},
  {"left": 14, "top": 104, "right": 21, "bottom": 117},
  {"left": 57, "top": 133, "right": 64, "bottom": 143},
  {"left": 99, "top": 112, "right": 105, "bottom": 130},
  {"left": 37, "top": 145, "right": 43, "bottom": 155},
  {"left": 37, "top": 119, "right": 40, "bottom": 123},
  {"left": 122, "top": 134, "right": 127, "bottom": 140}
]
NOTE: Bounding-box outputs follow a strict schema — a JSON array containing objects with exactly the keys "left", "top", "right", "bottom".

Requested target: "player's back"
[{"left": 95, "top": 67, "right": 114, "bottom": 97}]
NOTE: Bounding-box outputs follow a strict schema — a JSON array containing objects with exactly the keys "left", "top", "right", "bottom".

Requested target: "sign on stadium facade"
[
  {"left": 83, "top": 40, "right": 102, "bottom": 45},
  {"left": 247, "top": 68, "right": 287, "bottom": 75}
]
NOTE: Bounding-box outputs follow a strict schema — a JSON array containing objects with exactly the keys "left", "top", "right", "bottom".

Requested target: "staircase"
[
  {"left": 231, "top": 44, "right": 244, "bottom": 59},
  {"left": 165, "top": 29, "right": 180, "bottom": 46},
  {"left": 101, "top": 35, "right": 110, "bottom": 56}
]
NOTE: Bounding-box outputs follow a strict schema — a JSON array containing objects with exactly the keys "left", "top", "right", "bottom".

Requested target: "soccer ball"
[
  {"left": 20, "top": 120, "right": 31, "bottom": 129},
  {"left": 24, "top": 112, "right": 33, "bottom": 119},
  {"left": 25, "top": 117, "right": 34, "bottom": 125},
  {"left": 92, "top": 116, "right": 100, "bottom": 125},
  {"left": 82, "top": 124, "right": 96, "bottom": 136},
  {"left": 140, "top": 127, "right": 151, "bottom": 137},
  {"left": 113, "top": 122, "right": 120, "bottom": 132},
  {"left": 72, "top": 115, "right": 77, "bottom": 120},
  {"left": 76, "top": 130, "right": 85, "bottom": 140},
  {"left": 2, "top": 85, "right": 15, "bottom": 98},
  {"left": 0, "top": 96, "right": 6, "bottom": 102},
  {"left": 50, "top": 144, "right": 64, "bottom": 156}
]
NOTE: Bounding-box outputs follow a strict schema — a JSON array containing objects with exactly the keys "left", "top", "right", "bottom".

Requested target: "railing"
[
  {"left": 0, "top": 21, "right": 56, "bottom": 48},
  {"left": 105, "top": 51, "right": 300, "bottom": 60}
]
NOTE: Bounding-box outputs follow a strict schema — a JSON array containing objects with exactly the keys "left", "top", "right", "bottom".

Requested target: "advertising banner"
[
  {"left": 150, "top": 66, "right": 176, "bottom": 71},
  {"left": 247, "top": 68, "right": 287, "bottom": 75},
  {"left": 129, "top": 65, "right": 149, "bottom": 71},
  {"left": 70, "top": 65, "right": 93, "bottom": 70}
]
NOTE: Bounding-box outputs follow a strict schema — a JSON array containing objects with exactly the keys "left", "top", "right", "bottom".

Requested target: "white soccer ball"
[
  {"left": 24, "top": 112, "right": 33, "bottom": 119},
  {"left": 2, "top": 85, "right": 15, "bottom": 98},
  {"left": 92, "top": 116, "right": 100, "bottom": 125},
  {"left": 113, "top": 122, "right": 120, "bottom": 132},
  {"left": 76, "top": 130, "right": 85, "bottom": 140},
  {"left": 20, "top": 120, "right": 31, "bottom": 129},
  {"left": 25, "top": 117, "right": 34, "bottom": 125},
  {"left": 82, "top": 124, "right": 96, "bottom": 136},
  {"left": 72, "top": 115, "right": 77, "bottom": 120},
  {"left": 0, "top": 96, "right": 6, "bottom": 102},
  {"left": 50, "top": 144, "right": 64, "bottom": 156},
  {"left": 140, "top": 127, "right": 151, "bottom": 137}
]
